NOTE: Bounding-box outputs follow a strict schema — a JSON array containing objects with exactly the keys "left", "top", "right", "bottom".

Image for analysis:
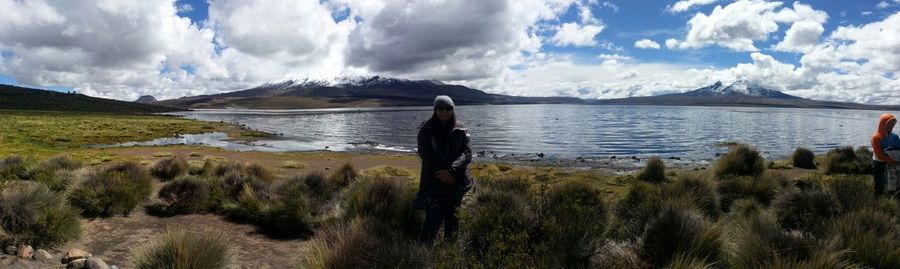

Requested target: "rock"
[
  {"left": 17, "top": 245, "right": 33, "bottom": 259},
  {"left": 34, "top": 249, "right": 53, "bottom": 261},
  {"left": 110, "top": 265, "right": 119, "bottom": 269},
  {"left": 85, "top": 258, "right": 110, "bottom": 269},
  {"left": 3, "top": 245, "right": 15, "bottom": 255},
  {"left": 67, "top": 258, "right": 87, "bottom": 269},
  {"left": 63, "top": 248, "right": 92, "bottom": 264}
]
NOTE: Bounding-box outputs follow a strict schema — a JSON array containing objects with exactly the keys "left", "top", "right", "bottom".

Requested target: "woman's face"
[{"left": 436, "top": 106, "right": 453, "bottom": 122}]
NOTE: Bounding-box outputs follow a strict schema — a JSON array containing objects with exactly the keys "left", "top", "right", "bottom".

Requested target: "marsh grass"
[
  {"left": 827, "top": 175, "right": 874, "bottom": 212},
  {"left": 725, "top": 212, "right": 818, "bottom": 269},
  {"left": 773, "top": 188, "right": 841, "bottom": 235},
  {"left": 612, "top": 181, "right": 663, "bottom": 240},
  {"left": 0, "top": 181, "right": 82, "bottom": 248},
  {"left": 69, "top": 161, "right": 154, "bottom": 217},
  {"left": 130, "top": 228, "right": 233, "bottom": 269},
  {"left": 828, "top": 209, "right": 900, "bottom": 269},
  {"left": 661, "top": 174, "right": 720, "bottom": 218}
]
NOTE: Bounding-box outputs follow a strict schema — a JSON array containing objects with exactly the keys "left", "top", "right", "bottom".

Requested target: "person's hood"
[{"left": 875, "top": 113, "right": 897, "bottom": 140}]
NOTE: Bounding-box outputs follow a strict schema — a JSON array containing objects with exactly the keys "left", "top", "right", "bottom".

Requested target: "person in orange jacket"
[{"left": 871, "top": 113, "right": 900, "bottom": 196}]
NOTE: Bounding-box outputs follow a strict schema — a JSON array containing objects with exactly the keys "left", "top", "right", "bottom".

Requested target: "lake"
[{"left": 162, "top": 105, "right": 899, "bottom": 162}]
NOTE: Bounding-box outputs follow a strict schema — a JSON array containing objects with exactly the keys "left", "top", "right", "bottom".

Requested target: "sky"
[{"left": 0, "top": 0, "right": 898, "bottom": 104}]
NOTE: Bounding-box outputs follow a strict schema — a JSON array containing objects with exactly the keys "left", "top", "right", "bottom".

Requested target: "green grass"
[
  {"left": 0, "top": 181, "right": 82, "bottom": 248},
  {"left": 0, "top": 110, "right": 271, "bottom": 156},
  {"left": 69, "top": 161, "right": 154, "bottom": 217}
]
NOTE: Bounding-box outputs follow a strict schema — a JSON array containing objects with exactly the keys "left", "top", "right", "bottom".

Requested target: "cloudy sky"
[{"left": 0, "top": 0, "right": 898, "bottom": 104}]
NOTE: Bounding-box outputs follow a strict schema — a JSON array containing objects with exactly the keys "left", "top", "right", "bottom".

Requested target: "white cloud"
[
  {"left": 551, "top": 22, "right": 605, "bottom": 47},
  {"left": 615, "top": 71, "right": 639, "bottom": 80},
  {"left": 679, "top": 0, "right": 828, "bottom": 51},
  {"left": 634, "top": 39, "right": 661, "bottom": 49},
  {"left": 668, "top": 0, "right": 717, "bottom": 13},
  {"left": 876, "top": 1, "right": 890, "bottom": 9},
  {"left": 177, "top": 3, "right": 193, "bottom": 13},
  {"left": 665, "top": 38, "right": 679, "bottom": 49},
  {"left": 773, "top": 20, "right": 824, "bottom": 53}
]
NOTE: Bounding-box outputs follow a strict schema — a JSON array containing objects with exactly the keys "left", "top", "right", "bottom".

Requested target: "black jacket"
[{"left": 415, "top": 119, "right": 473, "bottom": 209}]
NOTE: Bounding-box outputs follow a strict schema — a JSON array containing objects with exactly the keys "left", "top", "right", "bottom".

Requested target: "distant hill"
[
  {"left": 0, "top": 84, "right": 184, "bottom": 113},
  {"left": 156, "top": 75, "right": 585, "bottom": 109},
  {"left": 135, "top": 95, "right": 158, "bottom": 104},
  {"left": 594, "top": 80, "right": 900, "bottom": 110}
]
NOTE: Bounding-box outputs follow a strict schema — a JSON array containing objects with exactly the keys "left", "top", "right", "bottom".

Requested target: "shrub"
[
  {"left": 148, "top": 175, "right": 211, "bottom": 216},
  {"left": 718, "top": 173, "right": 784, "bottom": 212},
  {"left": 824, "top": 146, "right": 869, "bottom": 174},
  {"left": 715, "top": 144, "right": 765, "bottom": 177},
  {"left": 27, "top": 155, "right": 83, "bottom": 190},
  {"left": 662, "top": 174, "right": 720, "bottom": 218},
  {"left": 828, "top": 209, "right": 900, "bottom": 269},
  {"left": 69, "top": 161, "right": 154, "bottom": 217},
  {"left": 772, "top": 189, "right": 840, "bottom": 235},
  {"left": 612, "top": 181, "right": 662, "bottom": 240},
  {"left": 329, "top": 162, "right": 358, "bottom": 187},
  {"left": 150, "top": 155, "right": 188, "bottom": 181},
  {"left": 827, "top": 175, "right": 874, "bottom": 212},
  {"left": 636, "top": 156, "right": 667, "bottom": 183},
  {"left": 224, "top": 185, "right": 272, "bottom": 223},
  {"left": 725, "top": 212, "right": 817, "bottom": 269},
  {"left": 301, "top": 172, "right": 331, "bottom": 199},
  {"left": 639, "top": 205, "right": 722, "bottom": 268},
  {"left": 0, "top": 155, "right": 28, "bottom": 181},
  {"left": 792, "top": 148, "right": 817, "bottom": 169},
  {"left": 533, "top": 180, "right": 608, "bottom": 268},
  {"left": 0, "top": 181, "right": 82, "bottom": 248},
  {"left": 130, "top": 228, "right": 233, "bottom": 269},
  {"left": 463, "top": 187, "right": 534, "bottom": 268},
  {"left": 344, "top": 176, "right": 418, "bottom": 236}
]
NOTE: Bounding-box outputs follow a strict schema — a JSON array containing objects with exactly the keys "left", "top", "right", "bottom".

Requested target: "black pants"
[
  {"left": 419, "top": 190, "right": 466, "bottom": 244},
  {"left": 874, "top": 160, "right": 886, "bottom": 197}
]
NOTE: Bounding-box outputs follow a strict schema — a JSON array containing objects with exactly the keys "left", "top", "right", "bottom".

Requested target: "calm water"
[{"left": 164, "top": 105, "right": 899, "bottom": 161}]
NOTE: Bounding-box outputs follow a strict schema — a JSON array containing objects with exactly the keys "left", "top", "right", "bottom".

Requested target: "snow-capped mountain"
[
  {"left": 683, "top": 80, "right": 801, "bottom": 99},
  {"left": 156, "top": 75, "right": 582, "bottom": 109}
]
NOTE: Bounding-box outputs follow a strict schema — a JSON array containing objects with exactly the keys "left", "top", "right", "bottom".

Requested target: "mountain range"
[
  {"left": 0, "top": 84, "right": 182, "bottom": 113},
  {"left": 152, "top": 76, "right": 898, "bottom": 110}
]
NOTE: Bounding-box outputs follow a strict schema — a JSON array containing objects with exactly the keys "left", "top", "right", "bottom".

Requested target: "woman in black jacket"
[{"left": 416, "top": 95, "right": 473, "bottom": 244}]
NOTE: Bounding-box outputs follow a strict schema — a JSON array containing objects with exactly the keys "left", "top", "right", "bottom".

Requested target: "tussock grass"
[
  {"left": 533, "top": 180, "right": 608, "bottom": 268},
  {"left": 147, "top": 175, "right": 211, "bottom": 216},
  {"left": 0, "top": 181, "right": 82, "bottom": 248},
  {"left": 302, "top": 218, "right": 430, "bottom": 269},
  {"left": 636, "top": 156, "right": 667, "bottom": 183},
  {"left": 662, "top": 173, "right": 720, "bottom": 218},
  {"left": 612, "top": 181, "right": 663, "bottom": 240},
  {"left": 344, "top": 176, "right": 418, "bottom": 236},
  {"left": 329, "top": 162, "right": 358, "bottom": 187},
  {"left": 462, "top": 186, "right": 533, "bottom": 268},
  {"left": 718, "top": 173, "right": 785, "bottom": 211},
  {"left": 639, "top": 205, "right": 722, "bottom": 268},
  {"left": 772, "top": 188, "right": 841, "bottom": 235},
  {"left": 824, "top": 146, "right": 871, "bottom": 175},
  {"left": 150, "top": 155, "right": 188, "bottom": 181},
  {"left": 792, "top": 147, "right": 817, "bottom": 169},
  {"left": 827, "top": 175, "right": 874, "bottom": 212},
  {"left": 715, "top": 144, "right": 765, "bottom": 177},
  {"left": 828, "top": 209, "right": 900, "bottom": 269},
  {"left": 130, "top": 228, "right": 233, "bottom": 269},
  {"left": 725, "top": 212, "right": 817, "bottom": 269},
  {"left": 27, "top": 155, "right": 83, "bottom": 191},
  {"left": 69, "top": 161, "right": 154, "bottom": 217},
  {"left": 0, "top": 155, "right": 28, "bottom": 181}
]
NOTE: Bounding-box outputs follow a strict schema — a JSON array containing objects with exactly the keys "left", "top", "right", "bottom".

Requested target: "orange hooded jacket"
[{"left": 872, "top": 113, "right": 899, "bottom": 164}]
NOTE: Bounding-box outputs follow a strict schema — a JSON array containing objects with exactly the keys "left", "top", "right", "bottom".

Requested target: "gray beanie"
[{"left": 433, "top": 95, "right": 455, "bottom": 108}]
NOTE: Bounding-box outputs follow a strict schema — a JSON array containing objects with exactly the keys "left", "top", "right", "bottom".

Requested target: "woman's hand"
[{"left": 436, "top": 169, "right": 455, "bottom": 184}]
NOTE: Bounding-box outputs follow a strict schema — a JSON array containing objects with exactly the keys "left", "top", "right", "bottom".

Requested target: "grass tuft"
[
  {"left": 148, "top": 175, "right": 211, "bottom": 216},
  {"left": 828, "top": 209, "right": 900, "bottom": 269},
  {"left": 715, "top": 144, "right": 765, "bottom": 177},
  {"left": 824, "top": 146, "right": 870, "bottom": 175},
  {"left": 792, "top": 148, "right": 817, "bottom": 169},
  {"left": 150, "top": 155, "right": 189, "bottom": 181},
  {"left": 329, "top": 162, "right": 358, "bottom": 187},
  {"left": 533, "top": 180, "right": 608, "bottom": 268},
  {"left": 772, "top": 188, "right": 841, "bottom": 235},
  {"left": 69, "top": 161, "right": 154, "bottom": 217},
  {"left": 0, "top": 181, "right": 82, "bottom": 248},
  {"left": 639, "top": 205, "right": 722, "bottom": 268},
  {"left": 130, "top": 228, "right": 233, "bottom": 269},
  {"left": 344, "top": 176, "right": 418, "bottom": 236},
  {"left": 636, "top": 156, "right": 667, "bottom": 183}
]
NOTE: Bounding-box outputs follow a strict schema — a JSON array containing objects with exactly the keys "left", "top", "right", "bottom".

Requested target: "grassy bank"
[{"left": 0, "top": 110, "right": 271, "bottom": 156}]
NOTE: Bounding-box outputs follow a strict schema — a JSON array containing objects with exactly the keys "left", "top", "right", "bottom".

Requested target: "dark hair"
[{"left": 429, "top": 108, "right": 456, "bottom": 131}]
